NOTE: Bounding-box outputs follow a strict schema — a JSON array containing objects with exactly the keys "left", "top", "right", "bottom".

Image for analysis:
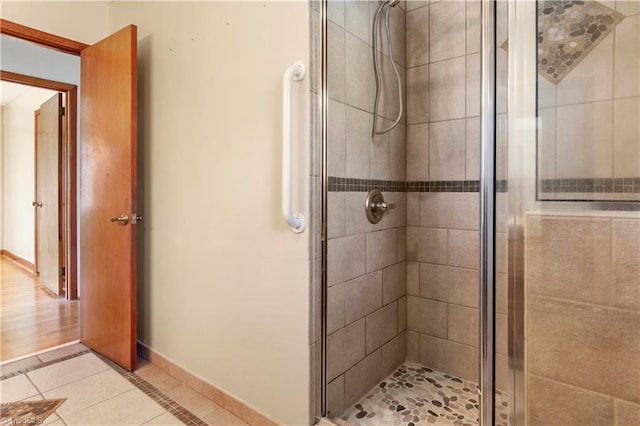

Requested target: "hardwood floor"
[{"left": 1, "top": 255, "right": 79, "bottom": 361}]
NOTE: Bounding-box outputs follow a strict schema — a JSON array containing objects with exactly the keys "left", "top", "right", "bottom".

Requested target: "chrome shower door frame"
[
  {"left": 479, "top": 0, "right": 497, "bottom": 425},
  {"left": 505, "top": 1, "right": 536, "bottom": 424},
  {"left": 318, "top": 0, "right": 504, "bottom": 423},
  {"left": 320, "top": 0, "right": 329, "bottom": 419}
]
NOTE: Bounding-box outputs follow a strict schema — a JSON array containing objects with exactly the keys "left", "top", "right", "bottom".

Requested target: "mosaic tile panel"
[
  {"left": 1, "top": 399, "right": 65, "bottom": 425},
  {"left": 338, "top": 362, "right": 508, "bottom": 426},
  {"left": 537, "top": 0, "right": 624, "bottom": 83}
]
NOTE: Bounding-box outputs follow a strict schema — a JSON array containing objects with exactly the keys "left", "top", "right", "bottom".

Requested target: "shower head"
[{"left": 387, "top": 0, "right": 399, "bottom": 6}]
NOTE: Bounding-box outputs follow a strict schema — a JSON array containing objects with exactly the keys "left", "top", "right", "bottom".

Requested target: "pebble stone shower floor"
[{"left": 336, "top": 362, "right": 508, "bottom": 426}]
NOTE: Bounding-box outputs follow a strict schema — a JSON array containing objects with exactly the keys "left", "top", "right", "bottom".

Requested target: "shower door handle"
[{"left": 282, "top": 60, "right": 306, "bottom": 233}]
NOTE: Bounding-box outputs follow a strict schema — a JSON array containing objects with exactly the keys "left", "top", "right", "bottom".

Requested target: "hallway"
[{"left": 0, "top": 255, "right": 79, "bottom": 361}]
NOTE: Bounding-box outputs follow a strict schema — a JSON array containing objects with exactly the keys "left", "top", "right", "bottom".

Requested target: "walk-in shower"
[{"left": 318, "top": 0, "right": 640, "bottom": 424}]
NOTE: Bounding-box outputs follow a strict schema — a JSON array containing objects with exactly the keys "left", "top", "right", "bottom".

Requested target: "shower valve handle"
[
  {"left": 374, "top": 201, "right": 396, "bottom": 212},
  {"left": 365, "top": 189, "right": 395, "bottom": 224}
]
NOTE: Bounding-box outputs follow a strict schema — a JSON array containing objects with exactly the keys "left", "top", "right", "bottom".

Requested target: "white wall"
[
  {"left": 0, "top": 1, "right": 109, "bottom": 45},
  {"left": 108, "top": 3, "right": 311, "bottom": 423},
  {"left": 1, "top": 3, "right": 312, "bottom": 423},
  {"left": 1, "top": 87, "right": 60, "bottom": 262}
]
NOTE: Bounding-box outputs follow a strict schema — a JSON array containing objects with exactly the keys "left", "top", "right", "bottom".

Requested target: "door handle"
[
  {"left": 110, "top": 214, "right": 129, "bottom": 225},
  {"left": 32, "top": 201, "right": 43, "bottom": 208}
]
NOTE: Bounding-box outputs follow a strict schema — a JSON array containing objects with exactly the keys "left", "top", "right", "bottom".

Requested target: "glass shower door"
[
  {"left": 505, "top": 1, "right": 640, "bottom": 424},
  {"left": 322, "top": 0, "right": 493, "bottom": 424}
]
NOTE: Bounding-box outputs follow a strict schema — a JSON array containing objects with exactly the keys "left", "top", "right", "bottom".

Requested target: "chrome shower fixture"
[{"left": 372, "top": 0, "right": 404, "bottom": 136}]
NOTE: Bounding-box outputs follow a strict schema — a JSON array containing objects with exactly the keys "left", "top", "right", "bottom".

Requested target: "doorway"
[
  {"left": 0, "top": 19, "right": 139, "bottom": 371},
  {"left": 1, "top": 76, "right": 79, "bottom": 361}
]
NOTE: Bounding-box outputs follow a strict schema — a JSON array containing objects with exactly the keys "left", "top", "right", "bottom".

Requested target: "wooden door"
[
  {"left": 35, "top": 94, "right": 63, "bottom": 295},
  {"left": 80, "top": 25, "right": 137, "bottom": 371}
]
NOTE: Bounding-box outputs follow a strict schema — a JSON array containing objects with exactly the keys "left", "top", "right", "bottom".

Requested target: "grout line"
[
  {"left": 29, "top": 362, "right": 112, "bottom": 395},
  {"left": 1, "top": 340, "right": 81, "bottom": 366},
  {"left": 527, "top": 293, "right": 639, "bottom": 314},
  {"left": 528, "top": 372, "right": 634, "bottom": 403},
  {"left": 609, "top": 217, "right": 614, "bottom": 304},
  {"left": 24, "top": 373, "right": 45, "bottom": 402},
  {"left": 611, "top": 22, "right": 617, "bottom": 179},
  {"left": 407, "top": 51, "right": 472, "bottom": 71},
  {"left": 1, "top": 351, "right": 91, "bottom": 381},
  {"left": 2, "top": 347, "right": 208, "bottom": 426},
  {"left": 56, "top": 387, "right": 139, "bottom": 423},
  {"left": 94, "top": 352, "right": 208, "bottom": 426},
  {"left": 550, "top": 94, "right": 640, "bottom": 109},
  {"left": 409, "top": 115, "right": 478, "bottom": 127},
  {"left": 463, "top": 0, "right": 468, "bottom": 182}
]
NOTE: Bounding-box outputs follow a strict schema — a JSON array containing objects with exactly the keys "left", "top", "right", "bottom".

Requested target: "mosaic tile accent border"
[
  {"left": 406, "top": 180, "right": 481, "bottom": 193},
  {"left": 328, "top": 177, "right": 407, "bottom": 192},
  {"left": 328, "top": 177, "right": 508, "bottom": 193},
  {"left": 329, "top": 176, "right": 640, "bottom": 196},
  {"left": 540, "top": 177, "right": 640, "bottom": 193},
  {"left": 1, "top": 347, "right": 208, "bottom": 426},
  {"left": 338, "top": 362, "right": 508, "bottom": 426},
  {"left": 95, "top": 353, "right": 208, "bottom": 426},
  {"left": 0, "top": 350, "right": 91, "bottom": 381},
  {"left": 537, "top": 0, "right": 624, "bottom": 83}
]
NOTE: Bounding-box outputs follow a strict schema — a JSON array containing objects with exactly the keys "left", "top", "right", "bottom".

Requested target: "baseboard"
[
  {"left": 136, "top": 341, "right": 279, "bottom": 426},
  {"left": 1, "top": 249, "right": 36, "bottom": 272}
]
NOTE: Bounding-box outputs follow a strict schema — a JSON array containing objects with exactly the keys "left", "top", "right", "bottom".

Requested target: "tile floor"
[
  {"left": 335, "top": 362, "right": 508, "bottom": 426},
  {"left": 0, "top": 344, "right": 247, "bottom": 426}
]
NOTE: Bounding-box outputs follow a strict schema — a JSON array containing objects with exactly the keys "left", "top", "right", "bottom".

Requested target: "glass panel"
[
  {"left": 495, "top": 0, "right": 510, "bottom": 424},
  {"left": 536, "top": 0, "right": 640, "bottom": 201},
  {"left": 513, "top": 0, "right": 640, "bottom": 424}
]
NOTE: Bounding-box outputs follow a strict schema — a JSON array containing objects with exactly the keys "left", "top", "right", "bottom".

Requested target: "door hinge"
[
  {"left": 59, "top": 107, "right": 65, "bottom": 116},
  {"left": 59, "top": 266, "right": 66, "bottom": 277}
]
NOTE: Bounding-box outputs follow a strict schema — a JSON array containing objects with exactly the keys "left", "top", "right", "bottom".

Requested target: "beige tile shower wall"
[
  {"left": 328, "top": 0, "right": 407, "bottom": 181},
  {"left": 326, "top": 190, "right": 408, "bottom": 416},
  {"left": 406, "top": 0, "right": 482, "bottom": 183},
  {"left": 326, "top": 0, "right": 408, "bottom": 417},
  {"left": 525, "top": 213, "right": 640, "bottom": 425},
  {"left": 537, "top": 3, "right": 640, "bottom": 181},
  {"left": 405, "top": 193, "right": 508, "bottom": 386}
]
